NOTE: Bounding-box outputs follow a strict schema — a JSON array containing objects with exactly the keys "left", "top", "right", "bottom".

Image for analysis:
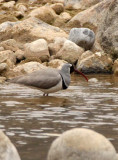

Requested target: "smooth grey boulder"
[{"left": 68, "top": 28, "right": 95, "bottom": 50}]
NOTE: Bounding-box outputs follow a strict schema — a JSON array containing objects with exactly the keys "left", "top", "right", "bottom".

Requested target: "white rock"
[
  {"left": 56, "top": 40, "right": 84, "bottom": 64},
  {"left": 48, "top": 128, "right": 118, "bottom": 160},
  {"left": 24, "top": 39, "right": 50, "bottom": 62},
  {"left": 0, "top": 130, "right": 21, "bottom": 160}
]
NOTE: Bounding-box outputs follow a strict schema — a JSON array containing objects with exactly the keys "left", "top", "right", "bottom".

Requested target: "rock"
[
  {"left": 68, "top": 28, "right": 95, "bottom": 50},
  {"left": 0, "top": 47, "right": 4, "bottom": 51},
  {"left": 24, "top": 39, "right": 50, "bottom": 62},
  {"left": 2, "top": 1, "right": 15, "bottom": 9},
  {"left": 0, "top": 130, "right": 21, "bottom": 160},
  {"left": 7, "top": 62, "right": 47, "bottom": 78},
  {"left": 47, "top": 128, "right": 118, "bottom": 160},
  {"left": 0, "top": 63, "right": 7, "bottom": 72},
  {"left": 64, "top": 0, "right": 103, "bottom": 10},
  {"left": 56, "top": 40, "right": 84, "bottom": 64},
  {"left": 0, "top": 17, "right": 68, "bottom": 43},
  {"left": 51, "top": 0, "right": 64, "bottom": 4},
  {"left": 88, "top": 77, "right": 98, "bottom": 83},
  {"left": 0, "top": 39, "right": 19, "bottom": 52},
  {"left": 28, "top": 5, "right": 57, "bottom": 25},
  {"left": 97, "top": 0, "right": 118, "bottom": 59},
  {"left": 48, "top": 37, "right": 67, "bottom": 55},
  {"left": 51, "top": 3, "right": 64, "bottom": 15},
  {"left": 113, "top": 59, "right": 118, "bottom": 76},
  {"left": 15, "top": 49, "right": 25, "bottom": 62},
  {"left": 15, "top": 3, "right": 27, "bottom": 14},
  {"left": 0, "top": 50, "right": 16, "bottom": 67},
  {"left": 67, "top": 0, "right": 112, "bottom": 32},
  {"left": 80, "top": 50, "right": 93, "bottom": 60},
  {"left": 60, "top": 12, "right": 71, "bottom": 22},
  {"left": 54, "top": 12, "right": 72, "bottom": 27},
  {"left": 0, "top": 21, "right": 18, "bottom": 32},
  {"left": 48, "top": 59, "right": 67, "bottom": 69},
  {"left": 76, "top": 52, "right": 113, "bottom": 73},
  {"left": 0, "top": 76, "right": 6, "bottom": 83}
]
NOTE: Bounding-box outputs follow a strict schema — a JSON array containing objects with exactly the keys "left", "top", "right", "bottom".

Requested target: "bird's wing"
[{"left": 9, "top": 68, "right": 62, "bottom": 89}]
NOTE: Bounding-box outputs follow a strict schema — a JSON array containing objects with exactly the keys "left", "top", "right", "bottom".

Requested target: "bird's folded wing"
[{"left": 9, "top": 69, "right": 62, "bottom": 89}]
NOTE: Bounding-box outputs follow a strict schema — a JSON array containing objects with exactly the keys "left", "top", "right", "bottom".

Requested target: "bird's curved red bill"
[{"left": 74, "top": 68, "right": 88, "bottom": 82}]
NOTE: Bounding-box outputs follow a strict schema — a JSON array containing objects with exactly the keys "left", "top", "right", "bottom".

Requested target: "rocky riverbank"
[{"left": 0, "top": 0, "right": 118, "bottom": 83}]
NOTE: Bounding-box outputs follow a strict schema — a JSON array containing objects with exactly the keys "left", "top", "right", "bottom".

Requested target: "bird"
[{"left": 8, "top": 63, "right": 72, "bottom": 96}]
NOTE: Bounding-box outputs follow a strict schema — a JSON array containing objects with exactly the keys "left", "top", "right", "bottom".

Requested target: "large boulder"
[
  {"left": 68, "top": 28, "right": 95, "bottom": 50},
  {"left": 24, "top": 39, "right": 50, "bottom": 62},
  {"left": 56, "top": 40, "right": 84, "bottom": 64},
  {"left": 0, "top": 130, "right": 21, "bottom": 160},
  {"left": 76, "top": 52, "right": 113, "bottom": 73},
  {"left": 47, "top": 128, "right": 118, "bottom": 160},
  {"left": 48, "top": 59, "right": 67, "bottom": 69},
  {"left": 97, "top": 0, "right": 118, "bottom": 59},
  {"left": 0, "top": 17, "right": 68, "bottom": 43},
  {"left": 67, "top": 0, "right": 112, "bottom": 32}
]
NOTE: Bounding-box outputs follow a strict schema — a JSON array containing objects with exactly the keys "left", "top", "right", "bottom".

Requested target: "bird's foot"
[{"left": 43, "top": 93, "right": 48, "bottom": 96}]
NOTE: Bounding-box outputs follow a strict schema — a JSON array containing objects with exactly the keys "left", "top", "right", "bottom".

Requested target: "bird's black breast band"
[{"left": 59, "top": 74, "right": 68, "bottom": 90}]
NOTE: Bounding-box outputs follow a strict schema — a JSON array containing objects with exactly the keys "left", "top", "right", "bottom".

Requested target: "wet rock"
[
  {"left": 0, "top": 130, "right": 21, "bottom": 160},
  {"left": 64, "top": 0, "right": 103, "bottom": 10},
  {"left": 113, "top": 59, "right": 118, "bottom": 76},
  {"left": 56, "top": 40, "right": 84, "bottom": 64},
  {"left": 0, "top": 39, "right": 19, "bottom": 52},
  {"left": 68, "top": 28, "right": 95, "bottom": 50},
  {"left": 67, "top": 0, "right": 112, "bottom": 32},
  {"left": 97, "top": 0, "right": 118, "bottom": 59},
  {"left": 48, "top": 37, "right": 67, "bottom": 55},
  {"left": 76, "top": 52, "right": 113, "bottom": 73},
  {"left": 0, "top": 17, "right": 67, "bottom": 43},
  {"left": 51, "top": 3, "right": 64, "bottom": 15},
  {"left": 28, "top": 5, "right": 57, "bottom": 25},
  {"left": 0, "top": 50, "right": 16, "bottom": 67},
  {"left": 0, "top": 63, "right": 7, "bottom": 72},
  {"left": 47, "top": 128, "right": 118, "bottom": 160},
  {"left": 48, "top": 59, "right": 67, "bottom": 69},
  {"left": 24, "top": 39, "right": 50, "bottom": 62}
]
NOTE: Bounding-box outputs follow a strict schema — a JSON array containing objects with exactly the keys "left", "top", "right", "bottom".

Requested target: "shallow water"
[{"left": 0, "top": 74, "right": 118, "bottom": 160}]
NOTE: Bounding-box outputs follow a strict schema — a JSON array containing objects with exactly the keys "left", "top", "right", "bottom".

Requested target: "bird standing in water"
[{"left": 9, "top": 63, "right": 88, "bottom": 96}]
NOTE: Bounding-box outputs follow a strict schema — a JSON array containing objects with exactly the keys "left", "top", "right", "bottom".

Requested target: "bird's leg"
[{"left": 43, "top": 93, "right": 48, "bottom": 96}]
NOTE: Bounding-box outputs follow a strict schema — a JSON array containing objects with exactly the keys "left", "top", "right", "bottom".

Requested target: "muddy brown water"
[{"left": 0, "top": 74, "right": 118, "bottom": 160}]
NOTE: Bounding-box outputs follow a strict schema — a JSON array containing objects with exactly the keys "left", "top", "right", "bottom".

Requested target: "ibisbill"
[{"left": 8, "top": 63, "right": 88, "bottom": 96}]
